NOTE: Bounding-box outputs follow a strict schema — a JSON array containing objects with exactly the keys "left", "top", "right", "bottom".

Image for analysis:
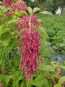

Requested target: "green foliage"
[
  {"left": 31, "top": 62, "right": 65, "bottom": 87},
  {"left": 44, "top": 15, "right": 65, "bottom": 54},
  {"left": 0, "top": 61, "right": 65, "bottom": 87},
  {"left": 28, "top": 7, "right": 40, "bottom": 15},
  {"left": 24, "top": 0, "right": 39, "bottom": 8},
  {"left": 46, "top": 0, "right": 64, "bottom": 14},
  {"left": 25, "top": 0, "right": 65, "bottom": 13},
  {"left": 37, "top": 14, "right": 65, "bottom": 55},
  {"left": 0, "top": 70, "right": 25, "bottom": 87},
  {"left": 0, "top": 4, "right": 21, "bottom": 72},
  {"left": 54, "top": 76, "right": 65, "bottom": 87}
]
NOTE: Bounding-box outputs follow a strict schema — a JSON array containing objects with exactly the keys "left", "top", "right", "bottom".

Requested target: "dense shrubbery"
[
  {"left": 37, "top": 14, "right": 65, "bottom": 56},
  {"left": 44, "top": 15, "right": 65, "bottom": 54}
]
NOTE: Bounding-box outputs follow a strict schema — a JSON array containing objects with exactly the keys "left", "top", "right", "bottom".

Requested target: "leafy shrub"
[{"left": 43, "top": 15, "right": 65, "bottom": 55}]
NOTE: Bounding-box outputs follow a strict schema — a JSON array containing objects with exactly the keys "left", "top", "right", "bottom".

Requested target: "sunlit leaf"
[
  {"left": 27, "top": 7, "right": 33, "bottom": 15},
  {"left": 34, "top": 7, "right": 40, "bottom": 13}
]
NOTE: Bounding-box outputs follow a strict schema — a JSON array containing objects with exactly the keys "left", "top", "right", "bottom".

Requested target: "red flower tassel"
[{"left": 19, "top": 15, "right": 41, "bottom": 80}]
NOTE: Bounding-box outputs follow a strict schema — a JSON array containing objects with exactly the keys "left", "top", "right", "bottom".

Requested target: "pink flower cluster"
[
  {"left": 5, "top": 11, "right": 13, "bottom": 17},
  {"left": 2, "top": 0, "right": 27, "bottom": 11},
  {"left": 2, "top": 0, "right": 14, "bottom": 8},
  {"left": 11, "top": 1, "right": 27, "bottom": 11},
  {"left": 2, "top": 0, "right": 27, "bottom": 18},
  {"left": 19, "top": 15, "right": 41, "bottom": 80},
  {"left": 19, "top": 15, "right": 40, "bottom": 30}
]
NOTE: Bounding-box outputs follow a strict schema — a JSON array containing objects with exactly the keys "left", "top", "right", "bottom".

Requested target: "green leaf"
[
  {"left": 7, "top": 19, "right": 18, "bottom": 24},
  {"left": 59, "top": 76, "right": 65, "bottom": 84},
  {"left": 13, "top": 54, "right": 20, "bottom": 67},
  {"left": 16, "top": 29, "right": 25, "bottom": 38},
  {"left": 38, "top": 27, "right": 48, "bottom": 41},
  {"left": 0, "top": 5, "right": 6, "bottom": 10},
  {"left": 0, "top": 24, "right": 8, "bottom": 37},
  {"left": 61, "top": 65, "right": 65, "bottom": 70},
  {"left": 31, "top": 75, "right": 44, "bottom": 87},
  {"left": 15, "top": 11, "right": 26, "bottom": 17},
  {"left": 4, "top": 75, "right": 10, "bottom": 87},
  {"left": 0, "top": 1, "right": 2, "bottom": 4},
  {"left": 38, "top": 64, "right": 55, "bottom": 72},
  {"left": 38, "top": 19, "right": 44, "bottom": 23},
  {"left": 33, "top": 7, "right": 40, "bottom": 13},
  {"left": 31, "top": 75, "right": 50, "bottom": 87},
  {"left": 0, "top": 75, "right": 10, "bottom": 87},
  {"left": 27, "top": 7, "right": 33, "bottom": 15},
  {"left": 54, "top": 84, "right": 62, "bottom": 87},
  {"left": 0, "top": 32, "right": 11, "bottom": 47},
  {"left": 12, "top": 71, "right": 23, "bottom": 87},
  {"left": 7, "top": 39, "right": 16, "bottom": 52},
  {"left": 21, "top": 81, "right": 24, "bottom": 87},
  {"left": 0, "top": 5, "right": 9, "bottom": 13},
  {"left": 0, "top": 74, "right": 5, "bottom": 80}
]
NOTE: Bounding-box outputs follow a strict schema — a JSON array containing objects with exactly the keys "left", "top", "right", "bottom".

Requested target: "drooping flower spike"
[{"left": 19, "top": 15, "right": 41, "bottom": 80}]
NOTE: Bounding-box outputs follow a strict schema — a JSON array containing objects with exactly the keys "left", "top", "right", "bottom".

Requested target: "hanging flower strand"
[{"left": 19, "top": 15, "right": 41, "bottom": 80}]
